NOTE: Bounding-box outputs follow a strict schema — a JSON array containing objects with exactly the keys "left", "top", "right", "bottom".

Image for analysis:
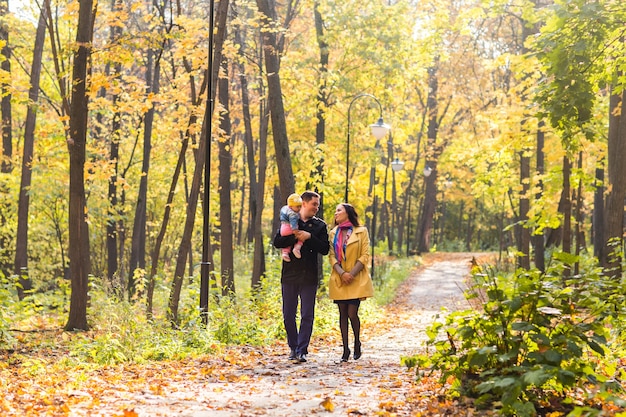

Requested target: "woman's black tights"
[{"left": 338, "top": 303, "right": 360, "bottom": 360}]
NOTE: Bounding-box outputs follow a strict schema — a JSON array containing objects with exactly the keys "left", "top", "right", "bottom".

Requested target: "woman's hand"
[{"left": 341, "top": 271, "right": 354, "bottom": 285}]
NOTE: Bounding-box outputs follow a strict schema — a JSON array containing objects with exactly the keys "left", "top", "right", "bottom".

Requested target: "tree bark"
[
  {"left": 129, "top": 49, "right": 160, "bottom": 300},
  {"left": 218, "top": 57, "right": 234, "bottom": 296},
  {"left": 561, "top": 155, "right": 572, "bottom": 278},
  {"left": 602, "top": 89, "right": 626, "bottom": 276},
  {"left": 0, "top": 0, "right": 10, "bottom": 173},
  {"left": 0, "top": 0, "right": 12, "bottom": 277},
  {"left": 65, "top": 0, "right": 94, "bottom": 331},
  {"left": 532, "top": 121, "right": 545, "bottom": 271},
  {"left": 313, "top": 0, "right": 328, "bottom": 211},
  {"left": 255, "top": 0, "right": 295, "bottom": 201},
  {"left": 517, "top": 150, "right": 530, "bottom": 270},
  {"left": 105, "top": 0, "right": 124, "bottom": 295},
  {"left": 312, "top": 1, "right": 329, "bottom": 283},
  {"left": 234, "top": 24, "right": 266, "bottom": 289},
  {"left": 169, "top": 0, "right": 229, "bottom": 325},
  {"left": 14, "top": 8, "right": 47, "bottom": 299},
  {"left": 593, "top": 160, "right": 604, "bottom": 261},
  {"left": 418, "top": 65, "right": 439, "bottom": 254}
]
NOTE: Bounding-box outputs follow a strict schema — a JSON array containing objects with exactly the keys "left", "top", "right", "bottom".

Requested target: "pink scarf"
[{"left": 334, "top": 221, "right": 353, "bottom": 263}]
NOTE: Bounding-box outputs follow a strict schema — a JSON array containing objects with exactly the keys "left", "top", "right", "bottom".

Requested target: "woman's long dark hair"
[{"left": 337, "top": 203, "right": 360, "bottom": 227}]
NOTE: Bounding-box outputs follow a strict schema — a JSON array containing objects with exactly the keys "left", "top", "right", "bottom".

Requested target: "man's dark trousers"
[{"left": 282, "top": 282, "right": 317, "bottom": 356}]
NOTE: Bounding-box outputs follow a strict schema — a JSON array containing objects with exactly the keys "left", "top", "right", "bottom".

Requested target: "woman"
[{"left": 328, "top": 203, "right": 374, "bottom": 362}]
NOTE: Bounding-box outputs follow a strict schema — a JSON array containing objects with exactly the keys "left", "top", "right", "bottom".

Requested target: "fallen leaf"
[{"left": 320, "top": 397, "right": 334, "bottom": 412}]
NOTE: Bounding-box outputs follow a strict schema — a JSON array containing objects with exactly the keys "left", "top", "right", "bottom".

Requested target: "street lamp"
[
  {"left": 344, "top": 93, "right": 390, "bottom": 203},
  {"left": 391, "top": 158, "right": 404, "bottom": 173},
  {"left": 200, "top": 0, "right": 215, "bottom": 324}
]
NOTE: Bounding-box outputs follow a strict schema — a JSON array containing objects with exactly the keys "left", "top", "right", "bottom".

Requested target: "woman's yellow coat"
[{"left": 328, "top": 225, "right": 374, "bottom": 301}]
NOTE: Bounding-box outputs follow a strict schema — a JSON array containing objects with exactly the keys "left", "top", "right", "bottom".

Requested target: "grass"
[{"left": 0, "top": 246, "right": 422, "bottom": 367}]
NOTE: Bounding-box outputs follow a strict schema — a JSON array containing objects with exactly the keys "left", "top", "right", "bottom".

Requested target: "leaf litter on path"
[{"left": 2, "top": 252, "right": 487, "bottom": 416}]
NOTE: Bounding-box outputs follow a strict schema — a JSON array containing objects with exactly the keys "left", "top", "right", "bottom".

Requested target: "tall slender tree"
[
  {"left": 254, "top": 0, "right": 295, "bottom": 200},
  {"left": 0, "top": 0, "right": 12, "bottom": 277},
  {"left": 603, "top": 86, "right": 626, "bottom": 275},
  {"left": 168, "top": 0, "right": 230, "bottom": 325},
  {"left": 14, "top": 7, "right": 47, "bottom": 299},
  {"left": 417, "top": 64, "right": 440, "bottom": 253},
  {"left": 233, "top": 19, "right": 267, "bottom": 289},
  {"left": 129, "top": 47, "right": 160, "bottom": 300},
  {"left": 0, "top": 0, "right": 9, "bottom": 172},
  {"left": 218, "top": 56, "right": 234, "bottom": 296},
  {"left": 65, "top": 0, "right": 95, "bottom": 331}
]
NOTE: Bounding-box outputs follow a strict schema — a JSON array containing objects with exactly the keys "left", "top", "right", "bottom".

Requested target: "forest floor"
[{"left": 3, "top": 252, "right": 492, "bottom": 417}]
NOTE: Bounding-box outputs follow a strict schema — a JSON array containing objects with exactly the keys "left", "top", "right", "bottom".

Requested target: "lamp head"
[
  {"left": 370, "top": 117, "right": 391, "bottom": 140},
  {"left": 391, "top": 158, "right": 404, "bottom": 172}
]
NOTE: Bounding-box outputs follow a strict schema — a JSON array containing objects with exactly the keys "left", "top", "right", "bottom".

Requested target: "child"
[{"left": 279, "top": 193, "right": 304, "bottom": 262}]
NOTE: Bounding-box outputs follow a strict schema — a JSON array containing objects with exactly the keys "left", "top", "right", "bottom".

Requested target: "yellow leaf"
[{"left": 320, "top": 397, "right": 334, "bottom": 412}]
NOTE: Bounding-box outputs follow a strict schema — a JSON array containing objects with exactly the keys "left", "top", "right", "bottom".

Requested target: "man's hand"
[{"left": 293, "top": 230, "right": 311, "bottom": 241}]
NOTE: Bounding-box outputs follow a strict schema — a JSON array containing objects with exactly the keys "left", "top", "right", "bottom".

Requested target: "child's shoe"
[
  {"left": 282, "top": 252, "right": 291, "bottom": 262},
  {"left": 293, "top": 246, "right": 301, "bottom": 259}
]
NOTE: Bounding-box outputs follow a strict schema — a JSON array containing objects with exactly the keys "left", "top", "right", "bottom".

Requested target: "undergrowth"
[
  {"left": 1, "top": 247, "right": 419, "bottom": 367},
  {"left": 403, "top": 251, "right": 626, "bottom": 416}
]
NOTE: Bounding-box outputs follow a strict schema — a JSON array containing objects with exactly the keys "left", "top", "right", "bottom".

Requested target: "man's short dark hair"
[{"left": 301, "top": 191, "right": 320, "bottom": 202}]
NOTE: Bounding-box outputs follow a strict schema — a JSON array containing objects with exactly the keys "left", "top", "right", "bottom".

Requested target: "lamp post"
[
  {"left": 200, "top": 0, "right": 215, "bottom": 324},
  {"left": 344, "top": 93, "right": 390, "bottom": 203}
]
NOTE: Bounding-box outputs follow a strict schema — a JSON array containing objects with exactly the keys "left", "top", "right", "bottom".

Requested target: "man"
[{"left": 273, "top": 191, "right": 329, "bottom": 363}]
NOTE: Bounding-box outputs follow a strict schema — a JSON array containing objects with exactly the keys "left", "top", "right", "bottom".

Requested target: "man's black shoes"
[{"left": 288, "top": 349, "right": 307, "bottom": 363}]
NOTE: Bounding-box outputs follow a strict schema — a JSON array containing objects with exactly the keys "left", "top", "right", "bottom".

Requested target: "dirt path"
[{"left": 69, "top": 253, "right": 482, "bottom": 417}]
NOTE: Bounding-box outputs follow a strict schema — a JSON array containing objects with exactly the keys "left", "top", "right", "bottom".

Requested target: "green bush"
[
  {"left": 406, "top": 252, "right": 626, "bottom": 416},
  {"left": 0, "top": 272, "right": 16, "bottom": 349}
]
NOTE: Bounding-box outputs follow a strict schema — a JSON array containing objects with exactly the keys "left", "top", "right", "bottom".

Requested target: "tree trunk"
[
  {"left": 561, "top": 156, "right": 572, "bottom": 278},
  {"left": 574, "top": 151, "right": 584, "bottom": 276},
  {"left": 218, "top": 57, "right": 234, "bottom": 296},
  {"left": 312, "top": 1, "right": 329, "bottom": 284},
  {"left": 0, "top": 0, "right": 10, "bottom": 174},
  {"left": 272, "top": 185, "right": 281, "bottom": 238},
  {"left": 401, "top": 130, "right": 425, "bottom": 256},
  {"left": 129, "top": 49, "right": 160, "bottom": 300},
  {"left": 593, "top": 160, "right": 604, "bottom": 261},
  {"left": 234, "top": 24, "right": 266, "bottom": 289},
  {"left": 147, "top": 106, "right": 202, "bottom": 317},
  {"left": 65, "top": 0, "right": 94, "bottom": 331},
  {"left": 170, "top": 0, "right": 229, "bottom": 325},
  {"left": 0, "top": 0, "right": 12, "bottom": 277},
  {"left": 255, "top": 0, "right": 295, "bottom": 201},
  {"left": 313, "top": 0, "right": 328, "bottom": 212},
  {"left": 104, "top": 0, "right": 124, "bottom": 295},
  {"left": 532, "top": 121, "right": 545, "bottom": 271},
  {"left": 602, "top": 89, "right": 626, "bottom": 276},
  {"left": 252, "top": 106, "right": 269, "bottom": 289},
  {"left": 14, "top": 9, "right": 46, "bottom": 300},
  {"left": 517, "top": 150, "right": 530, "bottom": 270},
  {"left": 418, "top": 65, "right": 439, "bottom": 254}
]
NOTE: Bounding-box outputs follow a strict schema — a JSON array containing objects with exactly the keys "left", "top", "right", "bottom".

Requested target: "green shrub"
[
  {"left": 373, "top": 256, "right": 421, "bottom": 305},
  {"left": 406, "top": 252, "right": 626, "bottom": 416},
  {"left": 0, "top": 272, "right": 16, "bottom": 349}
]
